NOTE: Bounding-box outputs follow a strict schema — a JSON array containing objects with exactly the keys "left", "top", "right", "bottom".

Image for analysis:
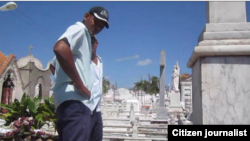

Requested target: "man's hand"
[{"left": 70, "top": 82, "right": 91, "bottom": 99}]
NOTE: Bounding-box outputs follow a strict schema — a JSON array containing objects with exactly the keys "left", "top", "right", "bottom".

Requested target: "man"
[
  {"left": 52, "top": 6, "right": 109, "bottom": 141},
  {"left": 89, "top": 35, "right": 103, "bottom": 141},
  {"left": 50, "top": 35, "right": 104, "bottom": 141}
]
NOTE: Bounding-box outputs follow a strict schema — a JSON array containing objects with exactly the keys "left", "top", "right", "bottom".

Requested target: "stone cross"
[
  {"left": 29, "top": 45, "right": 33, "bottom": 55},
  {"left": 156, "top": 50, "right": 168, "bottom": 119}
]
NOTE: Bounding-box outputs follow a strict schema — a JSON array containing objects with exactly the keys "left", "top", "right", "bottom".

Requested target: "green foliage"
[
  {"left": 133, "top": 76, "right": 160, "bottom": 95},
  {"left": 0, "top": 93, "right": 30, "bottom": 125},
  {"left": 148, "top": 76, "right": 160, "bottom": 95},
  {"left": 1, "top": 94, "right": 57, "bottom": 130},
  {"left": 38, "top": 96, "right": 57, "bottom": 130},
  {"left": 103, "top": 76, "right": 111, "bottom": 94}
]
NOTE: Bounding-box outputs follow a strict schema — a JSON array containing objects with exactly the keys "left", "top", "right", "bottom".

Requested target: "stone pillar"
[
  {"left": 156, "top": 50, "right": 168, "bottom": 119},
  {"left": 187, "top": 2, "right": 250, "bottom": 124}
]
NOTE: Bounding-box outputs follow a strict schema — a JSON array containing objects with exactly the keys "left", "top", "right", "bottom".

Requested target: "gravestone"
[
  {"left": 126, "top": 99, "right": 139, "bottom": 111},
  {"left": 129, "top": 103, "right": 135, "bottom": 122},
  {"left": 187, "top": 1, "right": 250, "bottom": 124}
]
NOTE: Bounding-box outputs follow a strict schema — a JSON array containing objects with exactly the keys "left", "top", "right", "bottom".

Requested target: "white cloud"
[
  {"left": 115, "top": 55, "right": 139, "bottom": 61},
  {"left": 137, "top": 59, "right": 152, "bottom": 66}
]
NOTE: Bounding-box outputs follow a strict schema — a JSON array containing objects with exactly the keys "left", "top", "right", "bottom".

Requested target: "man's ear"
[{"left": 83, "top": 12, "right": 90, "bottom": 21}]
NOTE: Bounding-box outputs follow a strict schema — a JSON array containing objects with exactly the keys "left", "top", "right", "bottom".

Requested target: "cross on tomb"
[{"left": 29, "top": 45, "right": 33, "bottom": 55}]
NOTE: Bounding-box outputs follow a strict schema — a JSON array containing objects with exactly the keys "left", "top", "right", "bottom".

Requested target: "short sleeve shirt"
[{"left": 52, "top": 22, "right": 94, "bottom": 111}]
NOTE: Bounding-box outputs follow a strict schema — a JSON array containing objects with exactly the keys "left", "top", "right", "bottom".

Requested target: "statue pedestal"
[
  {"left": 168, "top": 91, "right": 183, "bottom": 124},
  {"left": 168, "top": 91, "right": 183, "bottom": 113},
  {"left": 187, "top": 2, "right": 250, "bottom": 124}
]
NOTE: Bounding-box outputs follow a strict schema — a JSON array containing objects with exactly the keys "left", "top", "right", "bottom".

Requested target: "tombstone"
[
  {"left": 129, "top": 103, "right": 135, "bottom": 122},
  {"left": 187, "top": 2, "right": 250, "bottom": 124},
  {"left": 156, "top": 50, "right": 168, "bottom": 120},
  {"left": 126, "top": 99, "right": 139, "bottom": 111}
]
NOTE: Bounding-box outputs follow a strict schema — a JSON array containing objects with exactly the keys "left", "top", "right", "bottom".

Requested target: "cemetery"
[{"left": 0, "top": 1, "right": 250, "bottom": 141}]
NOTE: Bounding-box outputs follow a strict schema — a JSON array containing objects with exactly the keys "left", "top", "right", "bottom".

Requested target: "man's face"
[
  {"left": 91, "top": 40, "right": 98, "bottom": 53},
  {"left": 84, "top": 13, "right": 106, "bottom": 35}
]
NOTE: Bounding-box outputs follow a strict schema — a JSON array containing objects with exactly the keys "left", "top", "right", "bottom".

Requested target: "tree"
[
  {"left": 133, "top": 81, "right": 142, "bottom": 98},
  {"left": 133, "top": 76, "right": 160, "bottom": 96},
  {"left": 148, "top": 76, "right": 159, "bottom": 95},
  {"left": 102, "top": 77, "right": 110, "bottom": 94},
  {"left": 141, "top": 80, "right": 150, "bottom": 93}
]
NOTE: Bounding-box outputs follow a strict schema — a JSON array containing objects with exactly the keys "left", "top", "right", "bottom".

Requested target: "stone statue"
[
  {"left": 172, "top": 62, "right": 180, "bottom": 92},
  {"left": 166, "top": 83, "right": 170, "bottom": 97},
  {"left": 34, "top": 84, "right": 40, "bottom": 97}
]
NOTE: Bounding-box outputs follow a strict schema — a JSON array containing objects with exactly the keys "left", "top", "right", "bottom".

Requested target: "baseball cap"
[{"left": 89, "top": 6, "right": 109, "bottom": 29}]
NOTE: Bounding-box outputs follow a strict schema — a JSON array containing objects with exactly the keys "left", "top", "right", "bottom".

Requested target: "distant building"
[
  {"left": 180, "top": 73, "right": 192, "bottom": 114},
  {"left": 0, "top": 50, "right": 51, "bottom": 112}
]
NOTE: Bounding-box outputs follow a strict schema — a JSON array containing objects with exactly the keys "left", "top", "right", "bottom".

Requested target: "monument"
[
  {"left": 187, "top": 2, "right": 250, "bottom": 124},
  {"left": 171, "top": 61, "right": 180, "bottom": 92},
  {"left": 168, "top": 62, "right": 183, "bottom": 113},
  {"left": 156, "top": 50, "right": 168, "bottom": 120}
]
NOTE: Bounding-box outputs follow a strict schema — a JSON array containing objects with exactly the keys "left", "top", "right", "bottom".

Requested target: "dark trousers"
[
  {"left": 56, "top": 100, "right": 91, "bottom": 141},
  {"left": 89, "top": 107, "right": 103, "bottom": 141}
]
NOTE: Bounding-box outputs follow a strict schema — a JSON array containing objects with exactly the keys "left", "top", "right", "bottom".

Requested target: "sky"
[{"left": 0, "top": 1, "right": 250, "bottom": 89}]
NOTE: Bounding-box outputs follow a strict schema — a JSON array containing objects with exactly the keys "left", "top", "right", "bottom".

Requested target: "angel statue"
[{"left": 171, "top": 61, "right": 180, "bottom": 92}]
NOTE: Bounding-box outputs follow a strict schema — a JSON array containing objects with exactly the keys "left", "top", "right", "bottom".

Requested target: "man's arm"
[
  {"left": 53, "top": 38, "right": 91, "bottom": 99},
  {"left": 49, "top": 64, "right": 55, "bottom": 75}
]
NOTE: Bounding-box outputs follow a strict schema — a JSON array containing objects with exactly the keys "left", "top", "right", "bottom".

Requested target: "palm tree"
[
  {"left": 133, "top": 76, "right": 160, "bottom": 96},
  {"left": 102, "top": 77, "right": 110, "bottom": 94},
  {"left": 148, "top": 76, "right": 159, "bottom": 95},
  {"left": 141, "top": 80, "right": 150, "bottom": 93},
  {"left": 133, "top": 81, "right": 142, "bottom": 98}
]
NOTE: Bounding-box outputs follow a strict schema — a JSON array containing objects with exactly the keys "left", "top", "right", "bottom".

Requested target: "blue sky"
[{"left": 1, "top": 1, "right": 250, "bottom": 88}]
